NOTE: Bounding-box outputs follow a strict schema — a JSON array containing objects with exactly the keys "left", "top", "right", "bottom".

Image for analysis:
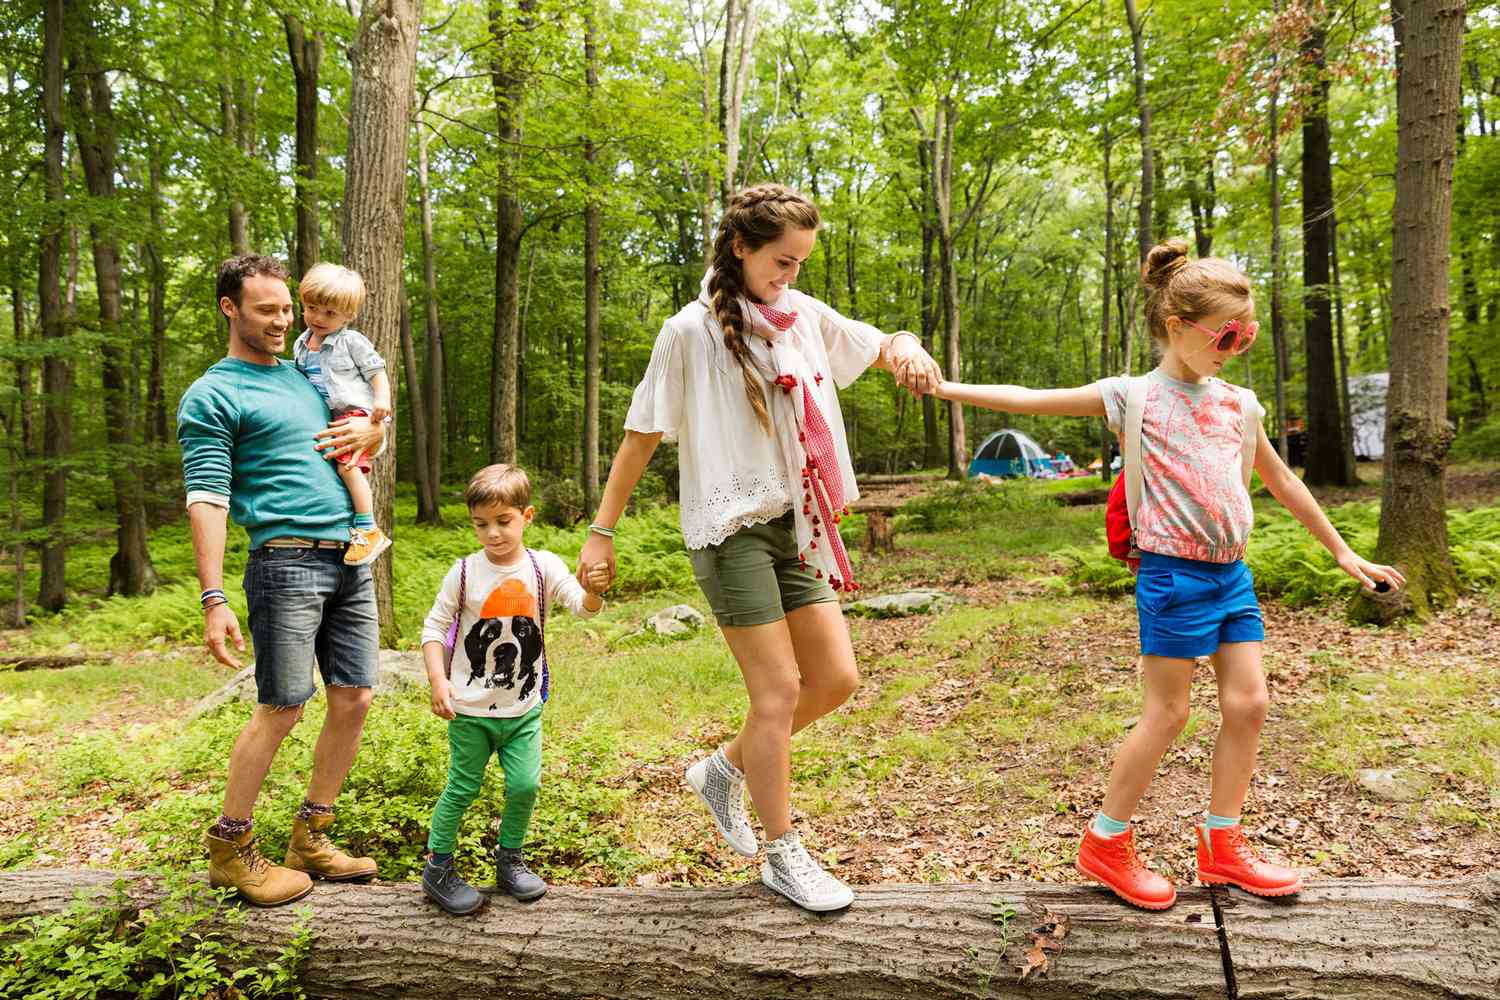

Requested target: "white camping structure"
[{"left": 1348, "top": 372, "right": 1388, "bottom": 460}]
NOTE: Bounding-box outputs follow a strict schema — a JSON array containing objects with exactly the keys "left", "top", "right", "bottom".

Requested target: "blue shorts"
[
  {"left": 1135, "top": 552, "right": 1264, "bottom": 660},
  {"left": 244, "top": 546, "right": 380, "bottom": 707}
]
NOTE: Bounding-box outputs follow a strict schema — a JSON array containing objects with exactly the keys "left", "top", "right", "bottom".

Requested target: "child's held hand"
[
  {"left": 369, "top": 404, "right": 392, "bottom": 425},
  {"left": 429, "top": 676, "right": 456, "bottom": 719},
  {"left": 584, "top": 561, "right": 612, "bottom": 596},
  {"left": 1337, "top": 552, "right": 1406, "bottom": 594}
]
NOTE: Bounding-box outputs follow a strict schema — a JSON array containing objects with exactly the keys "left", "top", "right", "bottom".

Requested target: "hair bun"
[{"left": 1141, "top": 239, "right": 1191, "bottom": 291}]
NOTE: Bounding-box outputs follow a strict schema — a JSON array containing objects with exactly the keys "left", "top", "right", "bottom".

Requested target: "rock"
[
  {"left": 846, "top": 590, "right": 955, "bottom": 619},
  {"left": 645, "top": 604, "right": 705, "bottom": 636},
  {"left": 190, "top": 649, "right": 429, "bottom": 719},
  {"left": 1356, "top": 767, "right": 1428, "bottom": 803}
]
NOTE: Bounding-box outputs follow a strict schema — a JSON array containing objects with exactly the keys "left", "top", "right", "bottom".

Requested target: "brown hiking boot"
[
  {"left": 205, "top": 829, "right": 313, "bottom": 907},
  {"left": 283, "top": 812, "right": 378, "bottom": 881}
]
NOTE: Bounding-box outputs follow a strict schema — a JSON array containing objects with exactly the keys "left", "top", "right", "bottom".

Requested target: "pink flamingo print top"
[{"left": 1097, "top": 369, "right": 1265, "bottom": 564}]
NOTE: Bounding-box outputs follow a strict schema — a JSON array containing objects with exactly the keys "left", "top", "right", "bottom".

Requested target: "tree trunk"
[
  {"left": 1300, "top": 24, "right": 1353, "bottom": 487},
  {"left": 1124, "top": 0, "right": 1153, "bottom": 263},
  {"left": 917, "top": 136, "right": 940, "bottom": 470},
  {"left": 1351, "top": 0, "right": 1464, "bottom": 624},
  {"left": 144, "top": 141, "right": 169, "bottom": 447},
  {"left": 69, "top": 1, "right": 159, "bottom": 598},
  {"left": 1268, "top": 43, "right": 1291, "bottom": 464},
  {"left": 342, "top": 0, "right": 423, "bottom": 643},
  {"left": 489, "top": 0, "right": 533, "bottom": 466},
  {"left": 1100, "top": 120, "right": 1116, "bottom": 486},
  {"left": 416, "top": 127, "right": 444, "bottom": 523},
  {"left": 3, "top": 871, "right": 1499, "bottom": 999},
  {"left": 717, "top": 0, "right": 756, "bottom": 203},
  {"left": 214, "top": 0, "right": 250, "bottom": 255},
  {"left": 923, "top": 97, "right": 968, "bottom": 480},
  {"left": 284, "top": 13, "right": 322, "bottom": 282},
  {"left": 1186, "top": 155, "right": 1215, "bottom": 257},
  {"left": 398, "top": 290, "right": 436, "bottom": 525},
  {"left": 582, "top": 10, "right": 602, "bottom": 515},
  {"left": 1331, "top": 209, "right": 1359, "bottom": 474},
  {"left": 37, "top": 0, "right": 70, "bottom": 613}
]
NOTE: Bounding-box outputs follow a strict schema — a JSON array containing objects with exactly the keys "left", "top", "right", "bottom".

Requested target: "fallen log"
[
  {"left": 1, "top": 870, "right": 1496, "bottom": 999},
  {"left": 0, "top": 654, "right": 92, "bottom": 671}
]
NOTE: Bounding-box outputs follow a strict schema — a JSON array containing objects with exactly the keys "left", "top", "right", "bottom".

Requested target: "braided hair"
[{"left": 707, "top": 184, "right": 821, "bottom": 432}]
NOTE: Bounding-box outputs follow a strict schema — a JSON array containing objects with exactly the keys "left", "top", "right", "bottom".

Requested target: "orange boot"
[
  {"left": 1196, "top": 824, "right": 1302, "bottom": 897},
  {"left": 1076, "top": 826, "right": 1177, "bottom": 910}
]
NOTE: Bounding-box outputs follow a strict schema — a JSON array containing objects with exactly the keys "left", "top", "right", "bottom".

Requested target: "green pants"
[{"left": 428, "top": 706, "right": 543, "bottom": 853}]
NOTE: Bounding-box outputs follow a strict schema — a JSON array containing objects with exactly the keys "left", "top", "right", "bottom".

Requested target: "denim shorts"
[
  {"left": 1135, "top": 551, "right": 1264, "bottom": 660},
  {"left": 244, "top": 546, "right": 380, "bottom": 706},
  {"left": 688, "top": 511, "right": 837, "bottom": 627}
]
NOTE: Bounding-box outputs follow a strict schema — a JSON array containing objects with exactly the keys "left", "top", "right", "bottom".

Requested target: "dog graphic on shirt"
[{"left": 461, "top": 578, "right": 543, "bottom": 701}]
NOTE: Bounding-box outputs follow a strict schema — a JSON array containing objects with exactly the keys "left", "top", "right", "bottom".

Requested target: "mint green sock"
[
  {"left": 353, "top": 512, "right": 375, "bottom": 531},
  {"left": 1205, "top": 812, "right": 1240, "bottom": 829},
  {"left": 1091, "top": 812, "right": 1129, "bottom": 837}
]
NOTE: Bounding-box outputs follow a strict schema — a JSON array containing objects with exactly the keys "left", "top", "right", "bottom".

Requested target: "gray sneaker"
[
  {"left": 422, "top": 855, "right": 485, "bottom": 916},
  {"left": 761, "top": 830, "right": 854, "bottom": 912},
  {"left": 685, "top": 748, "right": 757, "bottom": 857},
  {"left": 495, "top": 846, "right": 547, "bottom": 902}
]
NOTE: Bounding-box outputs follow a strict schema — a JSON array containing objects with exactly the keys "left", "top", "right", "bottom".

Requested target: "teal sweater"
[{"left": 176, "top": 358, "right": 353, "bottom": 548}]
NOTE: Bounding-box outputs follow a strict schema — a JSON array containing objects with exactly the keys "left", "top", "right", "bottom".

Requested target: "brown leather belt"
[{"left": 261, "top": 536, "right": 347, "bottom": 550}]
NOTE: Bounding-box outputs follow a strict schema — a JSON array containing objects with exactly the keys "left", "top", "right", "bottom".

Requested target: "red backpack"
[{"left": 1104, "top": 375, "right": 1259, "bottom": 574}]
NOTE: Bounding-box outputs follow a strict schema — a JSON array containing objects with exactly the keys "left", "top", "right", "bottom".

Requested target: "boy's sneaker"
[
  {"left": 344, "top": 526, "right": 392, "bottom": 566},
  {"left": 761, "top": 830, "right": 854, "bottom": 912},
  {"left": 685, "top": 748, "right": 757, "bottom": 857},
  {"left": 1196, "top": 825, "right": 1302, "bottom": 897},
  {"left": 495, "top": 846, "right": 547, "bottom": 902},
  {"left": 1076, "top": 826, "right": 1177, "bottom": 910},
  {"left": 422, "top": 854, "right": 485, "bottom": 915}
]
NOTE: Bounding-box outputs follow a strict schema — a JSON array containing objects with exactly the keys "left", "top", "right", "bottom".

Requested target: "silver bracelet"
[{"left": 588, "top": 523, "right": 616, "bottom": 538}]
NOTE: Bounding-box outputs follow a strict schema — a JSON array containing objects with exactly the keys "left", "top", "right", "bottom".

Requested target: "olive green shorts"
[{"left": 688, "top": 511, "right": 838, "bottom": 627}]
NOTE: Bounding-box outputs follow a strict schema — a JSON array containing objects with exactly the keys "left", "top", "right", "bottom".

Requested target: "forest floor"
[{"left": 1, "top": 463, "right": 1497, "bottom": 892}]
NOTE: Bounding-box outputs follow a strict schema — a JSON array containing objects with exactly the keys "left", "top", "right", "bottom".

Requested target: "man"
[{"left": 178, "top": 255, "right": 388, "bottom": 905}]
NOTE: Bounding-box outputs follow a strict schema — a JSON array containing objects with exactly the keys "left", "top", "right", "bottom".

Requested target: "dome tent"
[{"left": 967, "top": 428, "right": 1052, "bottom": 478}]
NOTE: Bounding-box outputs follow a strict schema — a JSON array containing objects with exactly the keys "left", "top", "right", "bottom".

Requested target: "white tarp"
[{"left": 1348, "top": 372, "right": 1388, "bottom": 460}]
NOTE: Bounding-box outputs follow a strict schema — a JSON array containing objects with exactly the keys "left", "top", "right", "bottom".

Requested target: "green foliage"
[
  {"left": 897, "top": 480, "right": 1058, "bottom": 533},
  {"left": 0, "top": 878, "right": 313, "bottom": 1000},
  {"left": 1451, "top": 418, "right": 1500, "bottom": 462}
]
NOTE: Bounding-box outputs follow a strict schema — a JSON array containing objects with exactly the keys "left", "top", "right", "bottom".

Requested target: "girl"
[
  {"left": 578, "top": 184, "right": 941, "bottom": 912},
  {"left": 935, "top": 240, "right": 1404, "bottom": 910}
]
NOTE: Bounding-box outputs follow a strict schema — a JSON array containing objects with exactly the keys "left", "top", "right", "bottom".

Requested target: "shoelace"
[
  {"left": 783, "top": 842, "right": 837, "bottom": 890},
  {"left": 236, "top": 840, "right": 269, "bottom": 875},
  {"left": 349, "top": 529, "right": 369, "bottom": 546}
]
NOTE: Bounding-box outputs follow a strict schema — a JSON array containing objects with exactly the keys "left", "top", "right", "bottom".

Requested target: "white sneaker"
[
  {"left": 761, "top": 830, "right": 854, "bottom": 912},
  {"left": 685, "top": 748, "right": 757, "bottom": 857}
]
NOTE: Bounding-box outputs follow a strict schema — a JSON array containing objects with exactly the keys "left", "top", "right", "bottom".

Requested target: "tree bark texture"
[
  {"left": 1268, "top": 52, "right": 1291, "bottom": 463},
  {"left": 1352, "top": 0, "right": 1464, "bottom": 623},
  {"left": 284, "top": 13, "right": 322, "bottom": 282},
  {"left": 67, "top": 0, "right": 159, "bottom": 599},
  {"left": 342, "top": 0, "right": 422, "bottom": 642},
  {"left": 1123, "top": 0, "right": 1153, "bottom": 264},
  {"left": 2, "top": 871, "right": 1497, "bottom": 999},
  {"left": 582, "top": 11, "right": 602, "bottom": 515},
  {"left": 416, "top": 128, "right": 444, "bottom": 522},
  {"left": 489, "top": 0, "right": 533, "bottom": 465},
  {"left": 37, "top": 0, "right": 70, "bottom": 613},
  {"left": 1300, "top": 24, "right": 1354, "bottom": 487}
]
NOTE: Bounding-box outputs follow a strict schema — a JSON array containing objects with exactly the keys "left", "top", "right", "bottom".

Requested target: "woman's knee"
[{"left": 747, "top": 675, "right": 801, "bottom": 726}]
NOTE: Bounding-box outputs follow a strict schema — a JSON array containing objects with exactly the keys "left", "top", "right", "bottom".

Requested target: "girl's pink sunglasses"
[{"left": 1180, "top": 316, "right": 1259, "bottom": 355}]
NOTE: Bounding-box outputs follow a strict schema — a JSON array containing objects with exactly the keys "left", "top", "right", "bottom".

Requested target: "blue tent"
[{"left": 968, "top": 428, "right": 1052, "bottom": 478}]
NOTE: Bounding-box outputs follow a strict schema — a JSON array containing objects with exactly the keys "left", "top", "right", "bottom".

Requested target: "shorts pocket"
[{"left": 1135, "top": 569, "right": 1177, "bottom": 616}]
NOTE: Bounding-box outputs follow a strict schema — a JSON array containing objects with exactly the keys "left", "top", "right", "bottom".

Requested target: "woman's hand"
[
  {"left": 583, "top": 561, "right": 613, "bottom": 596},
  {"left": 315, "top": 412, "right": 383, "bottom": 461},
  {"left": 578, "top": 532, "right": 616, "bottom": 589},
  {"left": 1337, "top": 552, "right": 1406, "bottom": 593},
  {"left": 884, "top": 333, "right": 942, "bottom": 396}
]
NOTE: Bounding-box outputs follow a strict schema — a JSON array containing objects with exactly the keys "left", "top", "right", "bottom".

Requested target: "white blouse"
[{"left": 624, "top": 290, "right": 885, "bottom": 550}]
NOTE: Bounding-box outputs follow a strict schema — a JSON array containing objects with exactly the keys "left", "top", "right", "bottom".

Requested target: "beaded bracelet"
[{"left": 588, "top": 523, "right": 616, "bottom": 538}]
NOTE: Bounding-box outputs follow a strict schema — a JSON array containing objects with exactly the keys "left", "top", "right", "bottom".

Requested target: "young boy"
[
  {"left": 292, "top": 263, "right": 392, "bottom": 566},
  {"left": 420, "top": 464, "right": 611, "bottom": 913}
]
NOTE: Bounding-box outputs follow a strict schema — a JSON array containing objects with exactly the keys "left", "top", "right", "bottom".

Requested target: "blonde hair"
[
  {"left": 1140, "top": 239, "right": 1253, "bottom": 345},
  {"left": 708, "top": 184, "right": 821, "bottom": 433},
  {"left": 465, "top": 464, "right": 531, "bottom": 511},
  {"left": 299, "top": 262, "right": 367, "bottom": 318}
]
